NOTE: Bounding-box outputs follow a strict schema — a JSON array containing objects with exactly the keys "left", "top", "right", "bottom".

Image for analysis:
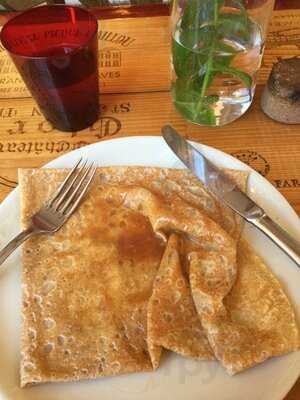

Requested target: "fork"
[{"left": 0, "top": 159, "right": 97, "bottom": 267}]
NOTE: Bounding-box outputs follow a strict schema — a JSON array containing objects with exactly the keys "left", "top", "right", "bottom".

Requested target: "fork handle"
[{"left": 0, "top": 227, "right": 35, "bottom": 266}]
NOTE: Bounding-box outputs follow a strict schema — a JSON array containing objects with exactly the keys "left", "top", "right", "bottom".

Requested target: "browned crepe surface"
[
  {"left": 20, "top": 166, "right": 244, "bottom": 385},
  {"left": 19, "top": 166, "right": 299, "bottom": 386},
  {"left": 19, "top": 168, "right": 166, "bottom": 387}
]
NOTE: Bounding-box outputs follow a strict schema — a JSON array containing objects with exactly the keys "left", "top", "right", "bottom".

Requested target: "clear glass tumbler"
[
  {"left": 171, "top": 0, "right": 275, "bottom": 127},
  {"left": 1, "top": 5, "right": 99, "bottom": 132}
]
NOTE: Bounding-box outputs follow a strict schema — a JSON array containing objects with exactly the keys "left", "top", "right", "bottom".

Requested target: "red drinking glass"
[{"left": 0, "top": 5, "right": 99, "bottom": 132}]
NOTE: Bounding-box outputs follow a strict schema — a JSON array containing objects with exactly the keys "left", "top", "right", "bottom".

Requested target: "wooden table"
[
  {"left": 0, "top": 7, "right": 299, "bottom": 399},
  {"left": 1, "top": 86, "right": 300, "bottom": 215}
]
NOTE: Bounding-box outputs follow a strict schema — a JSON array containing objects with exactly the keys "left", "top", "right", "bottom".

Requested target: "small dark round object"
[{"left": 261, "top": 57, "right": 300, "bottom": 124}]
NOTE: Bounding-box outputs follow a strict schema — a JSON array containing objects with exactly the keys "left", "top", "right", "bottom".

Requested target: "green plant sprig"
[{"left": 172, "top": 0, "right": 253, "bottom": 125}]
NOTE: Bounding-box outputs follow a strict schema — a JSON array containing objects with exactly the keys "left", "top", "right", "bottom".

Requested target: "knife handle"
[{"left": 252, "top": 214, "right": 300, "bottom": 268}]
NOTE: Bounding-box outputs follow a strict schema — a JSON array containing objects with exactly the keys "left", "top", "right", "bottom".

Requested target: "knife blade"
[{"left": 162, "top": 125, "right": 300, "bottom": 269}]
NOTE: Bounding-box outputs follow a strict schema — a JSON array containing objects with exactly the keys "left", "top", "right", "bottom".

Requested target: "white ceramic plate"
[{"left": 0, "top": 136, "right": 299, "bottom": 400}]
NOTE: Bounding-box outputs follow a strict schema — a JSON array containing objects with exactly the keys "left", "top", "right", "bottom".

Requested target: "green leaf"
[
  {"left": 215, "top": 41, "right": 240, "bottom": 55},
  {"left": 213, "top": 53, "right": 235, "bottom": 71},
  {"left": 202, "top": 95, "right": 219, "bottom": 105},
  {"left": 172, "top": 78, "right": 201, "bottom": 103},
  {"left": 212, "top": 49, "right": 235, "bottom": 77},
  {"left": 180, "top": 26, "right": 215, "bottom": 54},
  {"left": 181, "top": 0, "right": 211, "bottom": 30},
  {"left": 217, "top": 13, "right": 250, "bottom": 41},
  {"left": 195, "top": 106, "right": 217, "bottom": 125},
  {"left": 173, "top": 99, "right": 217, "bottom": 126},
  {"left": 172, "top": 39, "right": 203, "bottom": 79},
  {"left": 172, "top": 26, "right": 214, "bottom": 81},
  {"left": 213, "top": 64, "right": 253, "bottom": 87},
  {"left": 173, "top": 100, "right": 197, "bottom": 123},
  {"left": 172, "top": 79, "right": 219, "bottom": 126},
  {"left": 202, "top": 69, "right": 218, "bottom": 88},
  {"left": 181, "top": 0, "right": 225, "bottom": 30}
]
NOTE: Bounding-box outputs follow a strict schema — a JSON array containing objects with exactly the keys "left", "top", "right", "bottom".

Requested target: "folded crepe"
[
  {"left": 19, "top": 166, "right": 299, "bottom": 386},
  {"left": 97, "top": 181, "right": 240, "bottom": 365},
  {"left": 147, "top": 233, "right": 214, "bottom": 363},
  {"left": 97, "top": 169, "right": 299, "bottom": 373},
  {"left": 192, "top": 239, "right": 300, "bottom": 375}
]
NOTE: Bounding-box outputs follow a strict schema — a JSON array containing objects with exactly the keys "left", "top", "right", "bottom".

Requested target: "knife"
[{"left": 162, "top": 125, "right": 300, "bottom": 269}]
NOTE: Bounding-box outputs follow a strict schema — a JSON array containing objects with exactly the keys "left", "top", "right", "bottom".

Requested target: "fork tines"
[{"left": 47, "top": 159, "right": 97, "bottom": 216}]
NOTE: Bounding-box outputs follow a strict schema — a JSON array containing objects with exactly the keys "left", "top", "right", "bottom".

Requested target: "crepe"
[
  {"left": 20, "top": 166, "right": 246, "bottom": 385},
  {"left": 224, "top": 239, "right": 300, "bottom": 373},
  {"left": 190, "top": 236, "right": 300, "bottom": 375},
  {"left": 147, "top": 233, "right": 214, "bottom": 361},
  {"left": 19, "top": 168, "right": 165, "bottom": 387},
  {"left": 97, "top": 182, "right": 240, "bottom": 363},
  {"left": 97, "top": 166, "right": 246, "bottom": 241},
  {"left": 95, "top": 168, "right": 248, "bottom": 362},
  {"left": 96, "top": 168, "right": 299, "bottom": 373},
  {"left": 19, "top": 166, "right": 299, "bottom": 386}
]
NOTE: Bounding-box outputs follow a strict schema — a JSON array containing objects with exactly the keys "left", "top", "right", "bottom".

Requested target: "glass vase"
[{"left": 171, "top": 0, "right": 275, "bottom": 127}]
